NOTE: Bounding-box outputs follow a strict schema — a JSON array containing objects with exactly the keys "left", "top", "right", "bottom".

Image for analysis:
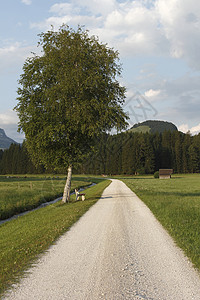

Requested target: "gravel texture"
[{"left": 4, "top": 179, "right": 200, "bottom": 299}]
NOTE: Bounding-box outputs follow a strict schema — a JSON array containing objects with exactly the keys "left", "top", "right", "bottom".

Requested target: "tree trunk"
[{"left": 62, "top": 165, "right": 72, "bottom": 203}]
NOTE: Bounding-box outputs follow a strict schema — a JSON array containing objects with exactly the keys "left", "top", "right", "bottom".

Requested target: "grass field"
[
  {"left": 0, "top": 177, "right": 110, "bottom": 296},
  {"left": 122, "top": 173, "right": 200, "bottom": 271},
  {"left": 0, "top": 175, "right": 96, "bottom": 220}
]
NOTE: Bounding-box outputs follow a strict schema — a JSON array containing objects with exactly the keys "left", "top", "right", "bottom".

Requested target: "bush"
[{"left": 154, "top": 171, "right": 159, "bottom": 178}]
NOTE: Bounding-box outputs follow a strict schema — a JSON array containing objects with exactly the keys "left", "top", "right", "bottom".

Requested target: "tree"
[
  {"left": 174, "top": 131, "right": 183, "bottom": 173},
  {"left": 144, "top": 134, "right": 155, "bottom": 174},
  {"left": 182, "top": 133, "right": 191, "bottom": 173},
  {"left": 161, "top": 131, "right": 172, "bottom": 169},
  {"left": 152, "top": 132, "right": 162, "bottom": 171},
  {"left": 15, "top": 25, "right": 128, "bottom": 202}
]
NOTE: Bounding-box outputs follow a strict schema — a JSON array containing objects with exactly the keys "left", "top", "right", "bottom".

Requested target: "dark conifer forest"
[
  {"left": 0, "top": 143, "right": 45, "bottom": 174},
  {"left": 79, "top": 131, "right": 200, "bottom": 175},
  {"left": 0, "top": 130, "right": 200, "bottom": 175}
]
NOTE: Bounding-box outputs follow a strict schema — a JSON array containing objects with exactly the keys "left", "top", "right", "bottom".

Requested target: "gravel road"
[{"left": 4, "top": 179, "right": 200, "bottom": 300}]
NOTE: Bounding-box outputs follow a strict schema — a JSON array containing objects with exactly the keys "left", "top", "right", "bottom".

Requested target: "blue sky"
[{"left": 1, "top": 0, "right": 200, "bottom": 142}]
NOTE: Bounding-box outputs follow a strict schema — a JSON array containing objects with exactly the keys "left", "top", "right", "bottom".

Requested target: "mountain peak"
[
  {"left": 0, "top": 128, "right": 6, "bottom": 137},
  {"left": 0, "top": 128, "right": 18, "bottom": 149}
]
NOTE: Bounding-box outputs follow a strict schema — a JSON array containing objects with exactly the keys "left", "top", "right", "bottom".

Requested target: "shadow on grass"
[{"left": 0, "top": 177, "right": 66, "bottom": 183}]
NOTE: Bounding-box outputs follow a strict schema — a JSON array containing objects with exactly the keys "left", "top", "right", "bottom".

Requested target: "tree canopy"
[
  {"left": 16, "top": 25, "right": 128, "bottom": 169},
  {"left": 15, "top": 25, "right": 128, "bottom": 201}
]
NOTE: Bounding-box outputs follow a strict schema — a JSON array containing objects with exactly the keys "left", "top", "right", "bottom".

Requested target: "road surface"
[{"left": 4, "top": 179, "right": 200, "bottom": 299}]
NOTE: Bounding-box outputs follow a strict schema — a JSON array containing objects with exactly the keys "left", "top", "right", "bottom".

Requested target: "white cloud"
[
  {"left": 32, "top": 1, "right": 166, "bottom": 57},
  {"left": 178, "top": 124, "right": 189, "bottom": 133},
  {"left": 33, "top": 0, "right": 200, "bottom": 70},
  {"left": 0, "top": 42, "right": 21, "bottom": 55},
  {"left": 0, "top": 110, "right": 18, "bottom": 125},
  {"left": 93, "top": 2, "right": 169, "bottom": 56},
  {"left": 145, "top": 89, "right": 161, "bottom": 98},
  {"left": 0, "top": 110, "right": 24, "bottom": 143},
  {"left": 21, "top": 0, "right": 32, "bottom": 5},
  {"left": 190, "top": 123, "right": 200, "bottom": 135},
  {"left": 178, "top": 123, "right": 200, "bottom": 135},
  {"left": 156, "top": 0, "right": 200, "bottom": 69}
]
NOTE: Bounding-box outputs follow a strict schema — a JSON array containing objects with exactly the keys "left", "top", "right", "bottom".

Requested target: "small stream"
[{"left": 0, "top": 183, "right": 96, "bottom": 226}]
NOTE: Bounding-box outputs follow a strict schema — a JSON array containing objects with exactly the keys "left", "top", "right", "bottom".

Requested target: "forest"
[
  {"left": 0, "top": 143, "right": 45, "bottom": 174},
  {"left": 0, "top": 130, "right": 200, "bottom": 175}
]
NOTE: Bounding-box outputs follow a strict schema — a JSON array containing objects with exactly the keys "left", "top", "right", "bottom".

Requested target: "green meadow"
[
  {"left": 122, "top": 174, "right": 200, "bottom": 271},
  {"left": 1, "top": 173, "right": 200, "bottom": 296},
  {"left": 0, "top": 177, "right": 110, "bottom": 296},
  {"left": 0, "top": 175, "right": 94, "bottom": 220}
]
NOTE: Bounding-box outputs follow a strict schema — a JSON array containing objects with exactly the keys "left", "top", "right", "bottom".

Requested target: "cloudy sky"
[{"left": 1, "top": 0, "right": 200, "bottom": 142}]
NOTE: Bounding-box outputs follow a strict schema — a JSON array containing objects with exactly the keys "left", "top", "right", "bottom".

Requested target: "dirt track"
[{"left": 4, "top": 179, "right": 200, "bottom": 299}]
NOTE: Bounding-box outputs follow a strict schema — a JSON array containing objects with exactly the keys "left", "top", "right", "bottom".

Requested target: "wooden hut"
[{"left": 159, "top": 169, "right": 173, "bottom": 179}]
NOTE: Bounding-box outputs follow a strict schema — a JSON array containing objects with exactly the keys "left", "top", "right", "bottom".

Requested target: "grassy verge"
[
  {"left": 122, "top": 174, "right": 200, "bottom": 270},
  {"left": 0, "top": 175, "right": 96, "bottom": 220},
  {"left": 0, "top": 179, "right": 110, "bottom": 296}
]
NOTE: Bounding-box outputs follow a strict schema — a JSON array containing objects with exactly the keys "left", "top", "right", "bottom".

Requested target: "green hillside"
[
  {"left": 129, "top": 120, "right": 178, "bottom": 134},
  {"left": 128, "top": 125, "right": 150, "bottom": 133}
]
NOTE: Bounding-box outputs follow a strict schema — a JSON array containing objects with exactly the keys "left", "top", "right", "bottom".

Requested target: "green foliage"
[
  {"left": 122, "top": 174, "right": 200, "bottom": 270},
  {"left": 0, "top": 179, "right": 111, "bottom": 296},
  {"left": 0, "top": 143, "right": 41, "bottom": 174},
  {"left": 130, "top": 120, "right": 178, "bottom": 134},
  {"left": 15, "top": 25, "right": 128, "bottom": 171},
  {"left": 154, "top": 171, "right": 159, "bottom": 178},
  {"left": 79, "top": 131, "right": 200, "bottom": 175},
  {"left": 0, "top": 176, "right": 92, "bottom": 220}
]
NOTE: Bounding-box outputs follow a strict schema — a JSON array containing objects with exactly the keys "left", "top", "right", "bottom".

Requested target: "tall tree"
[
  {"left": 174, "top": 131, "right": 183, "bottom": 173},
  {"left": 161, "top": 131, "right": 172, "bottom": 168},
  {"left": 15, "top": 25, "right": 128, "bottom": 202},
  {"left": 144, "top": 134, "right": 155, "bottom": 174},
  {"left": 152, "top": 132, "right": 162, "bottom": 171},
  {"left": 182, "top": 133, "right": 191, "bottom": 173}
]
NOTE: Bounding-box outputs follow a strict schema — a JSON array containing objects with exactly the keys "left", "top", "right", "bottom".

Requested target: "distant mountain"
[
  {"left": 129, "top": 120, "right": 178, "bottom": 134},
  {"left": 0, "top": 128, "right": 18, "bottom": 149}
]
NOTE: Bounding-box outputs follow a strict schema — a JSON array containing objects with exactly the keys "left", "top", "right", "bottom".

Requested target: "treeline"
[
  {"left": 79, "top": 131, "right": 200, "bottom": 175},
  {"left": 0, "top": 131, "right": 200, "bottom": 175},
  {"left": 0, "top": 143, "right": 45, "bottom": 174}
]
